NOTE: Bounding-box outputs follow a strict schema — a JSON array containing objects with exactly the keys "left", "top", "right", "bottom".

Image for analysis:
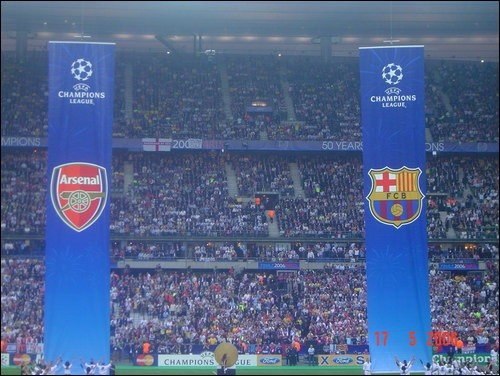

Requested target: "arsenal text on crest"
[
  {"left": 59, "top": 174, "right": 101, "bottom": 185},
  {"left": 50, "top": 162, "right": 108, "bottom": 232}
]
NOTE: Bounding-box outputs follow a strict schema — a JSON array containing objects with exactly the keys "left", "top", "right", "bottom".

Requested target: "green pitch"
[
  {"left": 115, "top": 366, "right": 361, "bottom": 374},
  {"left": 1, "top": 365, "right": 427, "bottom": 375},
  {"left": 2, "top": 365, "right": 361, "bottom": 375}
]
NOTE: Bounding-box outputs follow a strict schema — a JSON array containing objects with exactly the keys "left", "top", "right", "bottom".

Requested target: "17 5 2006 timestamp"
[{"left": 373, "top": 331, "right": 458, "bottom": 347}]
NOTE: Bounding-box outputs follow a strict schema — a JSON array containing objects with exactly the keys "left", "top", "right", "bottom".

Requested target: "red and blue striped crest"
[{"left": 366, "top": 166, "right": 424, "bottom": 228}]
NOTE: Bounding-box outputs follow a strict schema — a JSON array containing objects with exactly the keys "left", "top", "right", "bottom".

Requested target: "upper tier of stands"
[{"left": 2, "top": 52, "right": 498, "bottom": 143}]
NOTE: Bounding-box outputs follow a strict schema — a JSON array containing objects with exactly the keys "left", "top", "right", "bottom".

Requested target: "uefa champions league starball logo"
[
  {"left": 71, "top": 58, "right": 93, "bottom": 81},
  {"left": 382, "top": 63, "right": 403, "bottom": 85}
]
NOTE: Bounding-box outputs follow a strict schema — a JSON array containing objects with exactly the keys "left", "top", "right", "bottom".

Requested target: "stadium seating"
[
  {"left": 1, "top": 51, "right": 498, "bottom": 361},
  {"left": 1, "top": 258, "right": 498, "bottom": 357},
  {"left": 2, "top": 53, "right": 497, "bottom": 142}
]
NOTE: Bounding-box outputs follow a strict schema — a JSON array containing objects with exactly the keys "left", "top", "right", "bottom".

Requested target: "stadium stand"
[
  {"left": 1, "top": 51, "right": 498, "bottom": 363},
  {"left": 1, "top": 258, "right": 498, "bottom": 358},
  {"left": 2, "top": 53, "right": 498, "bottom": 143}
]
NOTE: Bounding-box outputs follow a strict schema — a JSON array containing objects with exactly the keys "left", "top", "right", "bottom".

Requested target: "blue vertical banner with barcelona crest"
[
  {"left": 45, "top": 42, "right": 114, "bottom": 365},
  {"left": 359, "top": 46, "right": 431, "bottom": 373}
]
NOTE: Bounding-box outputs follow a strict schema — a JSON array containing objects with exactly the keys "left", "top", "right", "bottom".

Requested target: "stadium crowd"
[
  {"left": 1, "top": 151, "right": 498, "bottom": 240},
  {"left": 0, "top": 151, "right": 46, "bottom": 234},
  {"left": 430, "top": 61, "right": 499, "bottom": 143},
  {"left": 285, "top": 57, "right": 361, "bottom": 141},
  {"left": 1, "top": 258, "right": 498, "bottom": 359},
  {"left": 113, "top": 53, "right": 225, "bottom": 139},
  {"left": 2, "top": 53, "right": 497, "bottom": 143},
  {"left": 277, "top": 155, "right": 364, "bottom": 238},
  {"left": 226, "top": 55, "right": 285, "bottom": 141},
  {"left": 108, "top": 153, "right": 269, "bottom": 237},
  {"left": 232, "top": 154, "right": 295, "bottom": 197},
  {"left": 1, "top": 51, "right": 498, "bottom": 369}
]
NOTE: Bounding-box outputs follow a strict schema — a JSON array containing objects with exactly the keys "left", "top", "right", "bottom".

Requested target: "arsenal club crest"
[
  {"left": 50, "top": 162, "right": 108, "bottom": 232},
  {"left": 366, "top": 166, "right": 424, "bottom": 228}
]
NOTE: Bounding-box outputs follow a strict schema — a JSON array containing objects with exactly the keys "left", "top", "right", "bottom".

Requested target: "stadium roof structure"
[{"left": 1, "top": 1, "right": 499, "bottom": 61}]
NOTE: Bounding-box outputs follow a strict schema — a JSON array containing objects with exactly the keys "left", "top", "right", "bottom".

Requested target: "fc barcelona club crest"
[
  {"left": 50, "top": 162, "right": 108, "bottom": 232},
  {"left": 366, "top": 166, "right": 424, "bottom": 228}
]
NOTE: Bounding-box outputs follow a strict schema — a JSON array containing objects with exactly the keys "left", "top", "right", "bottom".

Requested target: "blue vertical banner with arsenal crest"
[
  {"left": 45, "top": 42, "right": 114, "bottom": 366},
  {"left": 359, "top": 46, "right": 431, "bottom": 373}
]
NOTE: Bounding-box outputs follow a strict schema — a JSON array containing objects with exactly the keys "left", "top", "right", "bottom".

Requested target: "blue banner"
[
  {"left": 439, "top": 262, "right": 479, "bottom": 271},
  {"left": 360, "top": 46, "right": 431, "bottom": 373},
  {"left": 45, "top": 42, "right": 115, "bottom": 367},
  {"left": 2, "top": 136, "right": 499, "bottom": 154},
  {"left": 258, "top": 261, "right": 300, "bottom": 270}
]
